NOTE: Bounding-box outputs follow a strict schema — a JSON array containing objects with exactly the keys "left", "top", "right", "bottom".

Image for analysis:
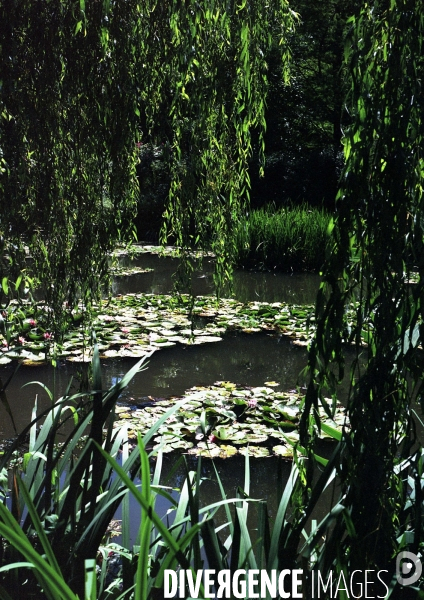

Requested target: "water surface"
[
  {"left": 112, "top": 253, "right": 320, "bottom": 304},
  {"left": 0, "top": 333, "right": 308, "bottom": 439}
]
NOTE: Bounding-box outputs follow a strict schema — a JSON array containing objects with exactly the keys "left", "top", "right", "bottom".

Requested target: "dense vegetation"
[
  {"left": 0, "top": 0, "right": 296, "bottom": 315},
  {"left": 1, "top": 0, "right": 424, "bottom": 598},
  {"left": 233, "top": 205, "right": 330, "bottom": 272},
  {"left": 302, "top": 0, "right": 424, "bottom": 581}
]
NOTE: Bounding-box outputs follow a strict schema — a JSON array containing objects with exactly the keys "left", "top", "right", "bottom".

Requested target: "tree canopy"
[
  {"left": 0, "top": 0, "right": 296, "bottom": 330},
  {"left": 0, "top": 0, "right": 142, "bottom": 329}
]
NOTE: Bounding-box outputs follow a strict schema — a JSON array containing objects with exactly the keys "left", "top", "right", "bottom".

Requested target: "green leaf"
[
  {"left": 84, "top": 559, "right": 97, "bottom": 600},
  {"left": 1, "top": 277, "right": 8, "bottom": 295}
]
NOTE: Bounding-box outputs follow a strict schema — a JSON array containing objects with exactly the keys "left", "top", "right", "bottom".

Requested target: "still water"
[
  {"left": 0, "top": 252, "right": 330, "bottom": 544},
  {"left": 0, "top": 333, "right": 309, "bottom": 439},
  {"left": 111, "top": 253, "right": 321, "bottom": 305},
  {"left": 1, "top": 253, "right": 320, "bottom": 439}
]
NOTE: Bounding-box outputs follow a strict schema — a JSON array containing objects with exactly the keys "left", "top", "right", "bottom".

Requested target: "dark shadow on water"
[{"left": 112, "top": 254, "right": 321, "bottom": 304}]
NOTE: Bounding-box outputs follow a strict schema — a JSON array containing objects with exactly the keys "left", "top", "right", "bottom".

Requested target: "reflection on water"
[
  {"left": 120, "top": 455, "right": 295, "bottom": 547},
  {"left": 0, "top": 333, "right": 308, "bottom": 439},
  {"left": 118, "top": 445, "right": 339, "bottom": 548},
  {"left": 112, "top": 254, "right": 320, "bottom": 305}
]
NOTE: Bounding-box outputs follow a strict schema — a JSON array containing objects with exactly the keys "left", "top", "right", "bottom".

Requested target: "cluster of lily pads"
[
  {"left": 0, "top": 294, "right": 317, "bottom": 365},
  {"left": 0, "top": 291, "right": 370, "bottom": 365},
  {"left": 115, "top": 380, "right": 348, "bottom": 458},
  {"left": 109, "top": 265, "right": 153, "bottom": 277},
  {"left": 113, "top": 244, "right": 181, "bottom": 258},
  {"left": 112, "top": 244, "right": 212, "bottom": 259},
  {"left": 0, "top": 306, "right": 54, "bottom": 365}
]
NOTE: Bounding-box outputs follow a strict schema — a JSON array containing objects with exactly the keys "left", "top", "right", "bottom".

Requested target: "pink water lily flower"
[{"left": 43, "top": 332, "right": 52, "bottom": 340}]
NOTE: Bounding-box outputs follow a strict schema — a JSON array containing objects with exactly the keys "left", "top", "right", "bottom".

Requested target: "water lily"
[{"left": 43, "top": 332, "right": 52, "bottom": 340}]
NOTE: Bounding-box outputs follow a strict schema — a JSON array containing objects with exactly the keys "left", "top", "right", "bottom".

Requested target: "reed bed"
[{"left": 234, "top": 204, "right": 331, "bottom": 272}]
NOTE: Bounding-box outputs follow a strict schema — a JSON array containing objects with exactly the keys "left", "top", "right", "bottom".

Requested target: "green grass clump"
[{"left": 234, "top": 204, "right": 331, "bottom": 272}]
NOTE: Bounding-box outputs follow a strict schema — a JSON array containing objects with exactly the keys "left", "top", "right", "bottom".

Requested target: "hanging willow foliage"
[
  {"left": 300, "top": 0, "right": 424, "bottom": 585},
  {"left": 0, "top": 0, "right": 142, "bottom": 332},
  {"left": 137, "top": 0, "right": 296, "bottom": 291},
  {"left": 0, "top": 0, "right": 297, "bottom": 330}
]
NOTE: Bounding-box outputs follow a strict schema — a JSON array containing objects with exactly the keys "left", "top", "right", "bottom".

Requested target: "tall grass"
[
  {"left": 234, "top": 204, "right": 331, "bottom": 272},
  {"left": 0, "top": 347, "right": 311, "bottom": 599}
]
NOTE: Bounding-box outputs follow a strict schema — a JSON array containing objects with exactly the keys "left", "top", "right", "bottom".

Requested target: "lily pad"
[
  {"left": 190, "top": 336, "right": 222, "bottom": 344},
  {"left": 114, "top": 381, "right": 348, "bottom": 459},
  {"left": 272, "top": 445, "right": 293, "bottom": 458},
  {"left": 239, "top": 446, "right": 270, "bottom": 458},
  {"left": 218, "top": 445, "right": 238, "bottom": 458}
]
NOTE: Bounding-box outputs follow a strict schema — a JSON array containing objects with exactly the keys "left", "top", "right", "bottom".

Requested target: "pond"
[
  {"left": 111, "top": 252, "right": 321, "bottom": 305},
  {"left": 0, "top": 251, "right": 321, "bottom": 440},
  {"left": 0, "top": 332, "right": 310, "bottom": 440},
  {"left": 0, "top": 249, "right": 339, "bottom": 547}
]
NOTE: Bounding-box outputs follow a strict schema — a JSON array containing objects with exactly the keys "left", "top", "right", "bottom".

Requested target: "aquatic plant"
[
  {"left": 0, "top": 363, "right": 346, "bottom": 600},
  {"left": 115, "top": 381, "right": 347, "bottom": 458},
  {"left": 0, "top": 346, "right": 332, "bottom": 599},
  {"left": 2, "top": 293, "right": 371, "bottom": 365},
  {"left": 0, "top": 347, "right": 161, "bottom": 597},
  {"left": 233, "top": 204, "right": 331, "bottom": 272},
  {"left": 1, "top": 339, "right": 419, "bottom": 597}
]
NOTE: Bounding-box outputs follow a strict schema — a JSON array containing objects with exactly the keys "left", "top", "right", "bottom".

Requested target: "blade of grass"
[
  {"left": 268, "top": 463, "right": 298, "bottom": 569},
  {"left": 0, "top": 519, "right": 78, "bottom": 600},
  {"left": 201, "top": 519, "right": 227, "bottom": 572},
  {"left": 120, "top": 425, "right": 132, "bottom": 592},
  {"left": 136, "top": 435, "right": 151, "bottom": 600},
  {"left": 15, "top": 477, "right": 62, "bottom": 574},
  {"left": 93, "top": 440, "right": 194, "bottom": 570},
  {"left": 84, "top": 559, "right": 97, "bottom": 600}
]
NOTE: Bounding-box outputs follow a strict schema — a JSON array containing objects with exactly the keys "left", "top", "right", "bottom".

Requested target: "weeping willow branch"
[
  {"left": 0, "top": 0, "right": 297, "bottom": 331},
  {"left": 302, "top": 0, "right": 424, "bottom": 580},
  {"left": 137, "top": 0, "right": 297, "bottom": 293}
]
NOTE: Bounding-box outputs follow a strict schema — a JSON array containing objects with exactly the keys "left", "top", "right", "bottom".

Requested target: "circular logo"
[{"left": 396, "top": 551, "right": 422, "bottom": 586}]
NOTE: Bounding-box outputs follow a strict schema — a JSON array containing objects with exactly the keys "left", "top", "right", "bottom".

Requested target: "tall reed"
[
  {"left": 0, "top": 350, "right": 420, "bottom": 598},
  {"left": 234, "top": 204, "right": 331, "bottom": 272}
]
